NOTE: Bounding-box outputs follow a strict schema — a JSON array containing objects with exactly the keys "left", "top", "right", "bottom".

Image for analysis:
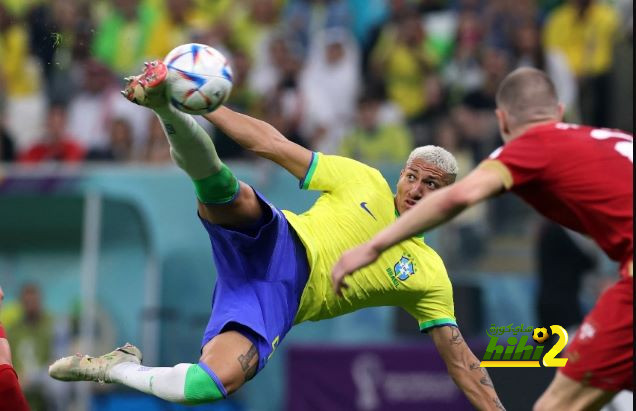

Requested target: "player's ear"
[{"left": 495, "top": 109, "right": 510, "bottom": 137}]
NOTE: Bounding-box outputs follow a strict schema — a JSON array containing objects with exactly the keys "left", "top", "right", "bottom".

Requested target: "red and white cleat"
[{"left": 121, "top": 60, "right": 169, "bottom": 109}]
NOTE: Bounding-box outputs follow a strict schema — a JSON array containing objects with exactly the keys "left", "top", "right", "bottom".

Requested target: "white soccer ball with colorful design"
[{"left": 164, "top": 43, "right": 233, "bottom": 115}]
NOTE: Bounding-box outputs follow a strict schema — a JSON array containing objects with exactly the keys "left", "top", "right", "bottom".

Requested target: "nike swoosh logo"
[{"left": 360, "top": 202, "right": 376, "bottom": 220}]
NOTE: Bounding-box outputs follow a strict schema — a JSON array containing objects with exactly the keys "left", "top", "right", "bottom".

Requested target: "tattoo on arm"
[
  {"left": 449, "top": 327, "right": 464, "bottom": 345},
  {"left": 469, "top": 361, "right": 495, "bottom": 388},
  {"left": 493, "top": 397, "right": 506, "bottom": 410},
  {"left": 237, "top": 345, "right": 258, "bottom": 374}
]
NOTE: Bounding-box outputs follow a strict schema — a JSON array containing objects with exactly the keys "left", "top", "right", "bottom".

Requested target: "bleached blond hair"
[{"left": 406, "top": 145, "right": 459, "bottom": 175}]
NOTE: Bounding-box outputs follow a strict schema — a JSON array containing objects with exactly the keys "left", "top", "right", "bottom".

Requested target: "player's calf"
[{"left": 199, "top": 330, "right": 260, "bottom": 395}]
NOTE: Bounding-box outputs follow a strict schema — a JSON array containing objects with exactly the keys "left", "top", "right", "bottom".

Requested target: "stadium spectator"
[
  {"left": 229, "top": 0, "right": 282, "bottom": 61},
  {"left": 0, "top": 3, "right": 46, "bottom": 152},
  {"left": 0, "top": 118, "right": 16, "bottom": 162},
  {"left": 7, "top": 284, "right": 66, "bottom": 411},
  {"left": 49, "top": 59, "right": 505, "bottom": 411},
  {"left": 213, "top": 49, "right": 263, "bottom": 159},
  {"left": 451, "top": 46, "right": 509, "bottom": 164},
  {"left": 334, "top": 67, "right": 633, "bottom": 411},
  {"left": 91, "top": 0, "right": 160, "bottom": 76},
  {"left": 248, "top": 32, "right": 303, "bottom": 100},
  {"left": 66, "top": 59, "right": 151, "bottom": 154},
  {"left": 364, "top": 0, "right": 417, "bottom": 78},
  {"left": 542, "top": 0, "right": 619, "bottom": 127},
  {"left": 145, "top": 0, "right": 210, "bottom": 60},
  {"left": 142, "top": 116, "right": 172, "bottom": 164},
  {"left": 339, "top": 90, "right": 413, "bottom": 164},
  {"left": 442, "top": 10, "right": 485, "bottom": 106},
  {"left": 511, "top": 20, "right": 578, "bottom": 120},
  {"left": 370, "top": 11, "right": 440, "bottom": 124},
  {"left": 299, "top": 27, "right": 361, "bottom": 153},
  {"left": 482, "top": 0, "right": 537, "bottom": 51},
  {"left": 283, "top": 0, "right": 351, "bottom": 55},
  {"left": 0, "top": 285, "right": 30, "bottom": 411},
  {"left": 85, "top": 117, "right": 134, "bottom": 162},
  {"left": 26, "top": 0, "right": 93, "bottom": 104},
  {"left": 19, "top": 104, "right": 84, "bottom": 164}
]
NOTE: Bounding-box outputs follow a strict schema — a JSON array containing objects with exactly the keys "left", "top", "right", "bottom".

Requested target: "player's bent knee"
[{"left": 183, "top": 363, "right": 227, "bottom": 404}]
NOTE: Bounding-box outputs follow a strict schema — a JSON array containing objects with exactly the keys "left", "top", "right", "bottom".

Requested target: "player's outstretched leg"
[
  {"left": 49, "top": 331, "right": 257, "bottom": 405},
  {"left": 122, "top": 61, "right": 262, "bottom": 227},
  {"left": 49, "top": 343, "right": 142, "bottom": 383}
]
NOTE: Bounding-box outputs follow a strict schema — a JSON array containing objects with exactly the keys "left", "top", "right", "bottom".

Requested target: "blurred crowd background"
[
  {"left": 0, "top": 1, "right": 633, "bottom": 411},
  {"left": 0, "top": 0, "right": 632, "bottom": 165}
]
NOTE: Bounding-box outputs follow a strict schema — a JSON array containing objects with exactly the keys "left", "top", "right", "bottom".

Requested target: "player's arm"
[
  {"left": 333, "top": 167, "right": 505, "bottom": 293},
  {"left": 430, "top": 326, "right": 505, "bottom": 411},
  {"left": 0, "top": 336, "right": 11, "bottom": 365},
  {"left": 203, "top": 106, "right": 313, "bottom": 180}
]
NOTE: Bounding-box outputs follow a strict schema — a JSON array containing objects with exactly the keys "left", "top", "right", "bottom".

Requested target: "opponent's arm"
[
  {"left": 430, "top": 326, "right": 505, "bottom": 411},
  {"left": 204, "top": 106, "right": 313, "bottom": 180},
  {"left": 371, "top": 166, "right": 504, "bottom": 253},
  {"left": 332, "top": 167, "right": 505, "bottom": 293}
]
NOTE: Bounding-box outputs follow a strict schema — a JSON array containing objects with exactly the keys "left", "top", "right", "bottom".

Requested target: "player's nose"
[{"left": 409, "top": 185, "right": 424, "bottom": 198}]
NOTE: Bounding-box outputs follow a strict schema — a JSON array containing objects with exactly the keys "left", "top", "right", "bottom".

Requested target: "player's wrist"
[{"left": 368, "top": 237, "right": 385, "bottom": 256}]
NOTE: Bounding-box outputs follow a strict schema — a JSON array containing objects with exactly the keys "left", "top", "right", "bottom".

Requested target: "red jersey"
[
  {"left": 19, "top": 138, "right": 85, "bottom": 163},
  {"left": 481, "top": 122, "right": 633, "bottom": 272}
]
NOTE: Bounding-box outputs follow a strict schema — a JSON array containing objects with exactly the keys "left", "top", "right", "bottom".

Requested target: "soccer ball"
[{"left": 164, "top": 43, "right": 233, "bottom": 115}]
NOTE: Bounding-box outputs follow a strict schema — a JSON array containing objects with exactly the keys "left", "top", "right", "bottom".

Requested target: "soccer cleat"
[
  {"left": 49, "top": 343, "right": 142, "bottom": 383},
  {"left": 122, "top": 60, "right": 169, "bottom": 108}
]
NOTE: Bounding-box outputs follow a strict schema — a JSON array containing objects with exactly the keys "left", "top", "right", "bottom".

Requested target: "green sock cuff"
[
  {"left": 193, "top": 164, "right": 240, "bottom": 205},
  {"left": 184, "top": 364, "right": 225, "bottom": 404}
]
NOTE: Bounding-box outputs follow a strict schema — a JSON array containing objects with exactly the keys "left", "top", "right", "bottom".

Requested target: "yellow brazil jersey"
[{"left": 283, "top": 153, "right": 456, "bottom": 332}]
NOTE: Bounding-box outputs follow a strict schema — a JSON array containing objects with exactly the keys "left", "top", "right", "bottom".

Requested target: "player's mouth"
[{"left": 405, "top": 198, "right": 418, "bottom": 208}]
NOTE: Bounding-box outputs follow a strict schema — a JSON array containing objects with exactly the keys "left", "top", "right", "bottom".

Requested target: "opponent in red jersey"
[
  {"left": 0, "top": 286, "right": 30, "bottom": 411},
  {"left": 333, "top": 67, "right": 633, "bottom": 410}
]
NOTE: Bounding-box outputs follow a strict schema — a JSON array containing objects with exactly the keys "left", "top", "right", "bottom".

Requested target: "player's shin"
[
  {"left": 108, "top": 362, "right": 226, "bottom": 404},
  {"left": 153, "top": 105, "right": 239, "bottom": 204}
]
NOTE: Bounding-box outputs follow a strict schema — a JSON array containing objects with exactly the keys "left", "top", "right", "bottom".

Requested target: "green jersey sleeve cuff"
[
  {"left": 419, "top": 318, "right": 457, "bottom": 333},
  {"left": 299, "top": 152, "right": 319, "bottom": 190}
]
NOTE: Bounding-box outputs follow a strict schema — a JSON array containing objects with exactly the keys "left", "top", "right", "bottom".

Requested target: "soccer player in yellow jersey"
[{"left": 49, "top": 61, "right": 504, "bottom": 410}]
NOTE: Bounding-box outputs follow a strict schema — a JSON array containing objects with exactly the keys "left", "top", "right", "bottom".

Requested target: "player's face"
[{"left": 395, "top": 160, "right": 454, "bottom": 214}]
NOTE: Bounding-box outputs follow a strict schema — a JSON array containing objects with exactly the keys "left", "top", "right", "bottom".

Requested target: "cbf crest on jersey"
[
  {"left": 385, "top": 253, "right": 418, "bottom": 287},
  {"left": 394, "top": 254, "right": 417, "bottom": 281}
]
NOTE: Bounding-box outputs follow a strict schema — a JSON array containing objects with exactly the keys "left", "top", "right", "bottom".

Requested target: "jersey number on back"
[{"left": 557, "top": 123, "right": 633, "bottom": 163}]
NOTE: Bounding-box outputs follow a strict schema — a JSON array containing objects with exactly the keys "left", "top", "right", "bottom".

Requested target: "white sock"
[{"left": 108, "top": 362, "right": 191, "bottom": 403}]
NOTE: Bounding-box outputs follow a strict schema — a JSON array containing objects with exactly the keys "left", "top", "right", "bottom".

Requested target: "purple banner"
[{"left": 286, "top": 343, "right": 485, "bottom": 411}]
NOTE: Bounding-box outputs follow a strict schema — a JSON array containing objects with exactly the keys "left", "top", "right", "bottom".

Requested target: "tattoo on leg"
[
  {"left": 237, "top": 345, "right": 257, "bottom": 373},
  {"left": 244, "top": 362, "right": 258, "bottom": 382},
  {"left": 449, "top": 328, "right": 464, "bottom": 345}
]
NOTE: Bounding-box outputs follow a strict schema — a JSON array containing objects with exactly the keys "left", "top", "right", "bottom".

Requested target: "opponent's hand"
[
  {"left": 121, "top": 60, "right": 169, "bottom": 108},
  {"left": 331, "top": 242, "right": 380, "bottom": 296}
]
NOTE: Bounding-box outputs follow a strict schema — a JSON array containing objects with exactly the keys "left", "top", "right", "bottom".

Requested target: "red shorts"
[
  {"left": 560, "top": 276, "right": 633, "bottom": 392},
  {"left": 0, "top": 363, "right": 30, "bottom": 411}
]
